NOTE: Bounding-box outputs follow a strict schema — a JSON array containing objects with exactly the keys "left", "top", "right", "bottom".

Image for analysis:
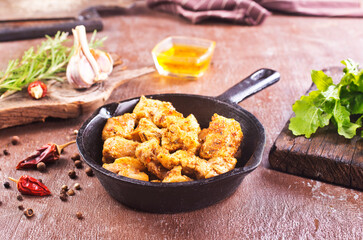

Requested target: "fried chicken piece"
[
  {"left": 102, "top": 157, "right": 149, "bottom": 181},
  {"left": 102, "top": 136, "right": 140, "bottom": 163},
  {"left": 131, "top": 118, "right": 163, "bottom": 143},
  {"left": 157, "top": 150, "right": 213, "bottom": 179},
  {"left": 132, "top": 96, "right": 183, "bottom": 127},
  {"left": 102, "top": 113, "right": 137, "bottom": 141},
  {"left": 135, "top": 138, "right": 169, "bottom": 179},
  {"left": 205, "top": 156, "right": 237, "bottom": 178},
  {"left": 161, "top": 114, "right": 201, "bottom": 154},
  {"left": 199, "top": 114, "right": 243, "bottom": 159},
  {"left": 162, "top": 166, "right": 193, "bottom": 183}
]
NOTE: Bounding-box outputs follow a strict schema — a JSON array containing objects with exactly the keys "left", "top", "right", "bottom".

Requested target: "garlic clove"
[{"left": 66, "top": 25, "right": 113, "bottom": 89}]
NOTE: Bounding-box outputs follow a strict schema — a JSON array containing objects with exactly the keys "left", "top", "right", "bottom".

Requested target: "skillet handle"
[{"left": 216, "top": 68, "right": 280, "bottom": 104}]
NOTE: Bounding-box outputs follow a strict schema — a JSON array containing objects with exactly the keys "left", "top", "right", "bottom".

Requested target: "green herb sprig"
[
  {"left": 0, "top": 30, "right": 106, "bottom": 98},
  {"left": 289, "top": 59, "right": 363, "bottom": 139}
]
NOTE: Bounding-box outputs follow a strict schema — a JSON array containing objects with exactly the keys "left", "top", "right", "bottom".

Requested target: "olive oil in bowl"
[{"left": 152, "top": 36, "right": 215, "bottom": 78}]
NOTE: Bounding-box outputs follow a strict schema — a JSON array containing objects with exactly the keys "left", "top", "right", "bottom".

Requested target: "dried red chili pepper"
[
  {"left": 28, "top": 81, "right": 47, "bottom": 99},
  {"left": 16, "top": 140, "right": 75, "bottom": 170},
  {"left": 9, "top": 175, "right": 51, "bottom": 196}
]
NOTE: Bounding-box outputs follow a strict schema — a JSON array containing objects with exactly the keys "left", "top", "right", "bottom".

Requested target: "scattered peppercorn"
[
  {"left": 85, "top": 167, "right": 93, "bottom": 177},
  {"left": 24, "top": 208, "right": 34, "bottom": 218},
  {"left": 73, "top": 130, "right": 79, "bottom": 135},
  {"left": 61, "top": 185, "right": 68, "bottom": 191},
  {"left": 74, "top": 183, "right": 81, "bottom": 190},
  {"left": 3, "top": 149, "right": 9, "bottom": 156},
  {"left": 0, "top": 200, "right": 2, "bottom": 206},
  {"left": 68, "top": 170, "right": 77, "bottom": 179},
  {"left": 38, "top": 179, "right": 43, "bottom": 183},
  {"left": 67, "top": 189, "right": 75, "bottom": 196},
  {"left": 18, "top": 205, "right": 24, "bottom": 210},
  {"left": 74, "top": 160, "right": 83, "bottom": 169},
  {"left": 76, "top": 212, "right": 83, "bottom": 219},
  {"left": 4, "top": 182, "right": 10, "bottom": 189},
  {"left": 17, "top": 195, "right": 23, "bottom": 201},
  {"left": 71, "top": 153, "right": 80, "bottom": 161},
  {"left": 60, "top": 194, "right": 67, "bottom": 201},
  {"left": 11, "top": 136, "right": 20, "bottom": 145},
  {"left": 37, "top": 162, "right": 46, "bottom": 172}
]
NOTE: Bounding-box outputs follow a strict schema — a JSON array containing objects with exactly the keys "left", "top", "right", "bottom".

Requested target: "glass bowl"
[{"left": 151, "top": 36, "right": 216, "bottom": 78}]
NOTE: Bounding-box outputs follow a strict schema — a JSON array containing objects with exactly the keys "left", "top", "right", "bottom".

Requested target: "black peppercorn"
[
  {"left": 71, "top": 153, "right": 80, "bottom": 161},
  {"left": 74, "top": 160, "right": 83, "bottom": 169},
  {"left": 68, "top": 170, "right": 76, "bottom": 179},
  {"left": 11, "top": 136, "right": 20, "bottom": 145},
  {"left": 17, "top": 195, "right": 23, "bottom": 201},
  {"left": 3, "top": 149, "right": 9, "bottom": 156},
  {"left": 85, "top": 167, "right": 93, "bottom": 177},
  {"left": 37, "top": 162, "right": 46, "bottom": 172},
  {"left": 76, "top": 212, "right": 83, "bottom": 219},
  {"left": 18, "top": 205, "right": 24, "bottom": 210},
  {"left": 24, "top": 208, "right": 34, "bottom": 218},
  {"left": 74, "top": 183, "right": 81, "bottom": 190},
  {"left": 60, "top": 194, "right": 67, "bottom": 202},
  {"left": 3, "top": 182, "right": 10, "bottom": 189}
]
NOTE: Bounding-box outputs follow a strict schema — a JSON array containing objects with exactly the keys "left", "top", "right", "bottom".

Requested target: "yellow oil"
[{"left": 155, "top": 45, "right": 212, "bottom": 77}]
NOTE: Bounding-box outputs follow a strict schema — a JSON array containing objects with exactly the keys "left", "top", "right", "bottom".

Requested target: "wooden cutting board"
[
  {"left": 269, "top": 67, "right": 363, "bottom": 190},
  {"left": 0, "top": 65, "right": 154, "bottom": 129}
]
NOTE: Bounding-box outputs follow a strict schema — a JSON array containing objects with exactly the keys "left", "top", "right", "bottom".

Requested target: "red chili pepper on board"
[
  {"left": 28, "top": 81, "right": 47, "bottom": 99},
  {"left": 9, "top": 175, "right": 51, "bottom": 196},
  {"left": 16, "top": 141, "right": 76, "bottom": 170}
]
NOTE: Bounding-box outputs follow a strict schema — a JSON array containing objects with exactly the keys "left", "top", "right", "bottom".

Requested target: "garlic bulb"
[{"left": 67, "top": 25, "right": 113, "bottom": 89}]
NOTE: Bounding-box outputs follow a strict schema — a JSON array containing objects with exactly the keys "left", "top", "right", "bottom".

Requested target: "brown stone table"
[{"left": 0, "top": 5, "right": 362, "bottom": 239}]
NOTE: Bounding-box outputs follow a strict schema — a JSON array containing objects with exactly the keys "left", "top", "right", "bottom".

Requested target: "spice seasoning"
[
  {"left": 71, "top": 153, "right": 80, "bottom": 161},
  {"left": 37, "top": 162, "right": 46, "bottom": 172},
  {"left": 16, "top": 140, "right": 75, "bottom": 170},
  {"left": 28, "top": 81, "right": 47, "bottom": 99},
  {"left": 76, "top": 212, "right": 83, "bottom": 219},
  {"left": 60, "top": 194, "right": 67, "bottom": 201},
  {"left": 4, "top": 182, "right": 10, "bottom": 188},
  {"left": 61, "top": 185, "right": 68, "bottom": 191},
  {"left": 9, "top": 175, "right": 51, "bottom": 196},
  {"left": 85, "top": 167, "right": 94, "bottom": 177},
  {"left": 68, "top": 170, "right": 76, "bottom": 179},
  {"left": 0, "top": 200, "right": 2, "bottom": 206},
  {"left": 74, "top": 160, "right": 83, "bottom": 168},
  {"left": 11, "top": 136, "right": 20, "bottom": 145},
  {"left": 67, "top": 189, "right": 75, "bottom": 196},
  {"left": 38, "top": 179, "right": 43, "bottom": 183},
  {"left": 17, "top": 195, "right": 23, "bottom": 201},
  {"left": 74, "top": 183, "right": 81, "bottom": 190},
  {"left": 24, "top": 208, "right": 34, "bottom": 218},
  {"left": 18, "top": 205, "right": 24, "bottom": 210},
  {"left": 3, "top": 149, "right": 9, "bottom": 156}
]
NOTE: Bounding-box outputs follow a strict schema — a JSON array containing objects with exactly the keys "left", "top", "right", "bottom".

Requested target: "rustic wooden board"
[
  {"left": 269, "top": 67, "right": 363, "bottom": 190},
  {"left": 0, "top": 65, "right": 154, "bottom": 129}
]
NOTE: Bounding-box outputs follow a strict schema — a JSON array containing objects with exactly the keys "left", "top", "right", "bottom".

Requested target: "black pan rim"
[{"left": 77, "top": 93, "right": 265, "bottom": 188}]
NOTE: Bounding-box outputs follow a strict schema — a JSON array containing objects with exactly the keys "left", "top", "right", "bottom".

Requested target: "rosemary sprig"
[{"left": 0, "top": 30, "right": 105, "bottom": 99}]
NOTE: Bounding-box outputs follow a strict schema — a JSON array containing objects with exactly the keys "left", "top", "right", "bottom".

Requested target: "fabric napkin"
[
  {"left": 257, "top": 0, "right": 363, "bottom": 17},
  {"left": 146, "top": 0, "right": 271, "bottom": 26}
]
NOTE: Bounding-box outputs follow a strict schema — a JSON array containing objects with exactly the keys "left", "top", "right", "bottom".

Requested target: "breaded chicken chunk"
[
  {"left": 102, "top": 157, "right": 149, "bottom": 181},
  {"left": 131, "top": 118, "right": 163, "bottom": 143},
  {"left": 132, "top": 96, "right": 183, "bottom": 127},
  {"left": 205, "top": 156, "right": 237, "bottom": 178},
  {"left": 161, "top": 114, "right": 201, "bottom": 154},
  {"left": 157, "top": 150, "right": 213, "bottom": 179},
  {"left": 199, "top": 114, "right": 243, "bottom": 159},
  {"left": 135, "top": 138, "right": 169, "bottom": 179},
  {"left": 162, "top": 166, "right": 193, "bottom": 183},
  {"left": 102, "top": 136, "right": 140, "bottom": 163},
  {"left": 102, "top": 113, "right": 137, "bottom": 141}
]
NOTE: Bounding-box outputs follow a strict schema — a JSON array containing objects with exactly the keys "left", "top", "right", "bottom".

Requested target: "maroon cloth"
[
  {"left": 147, "top": 0, "right": 271, "bottom": 26},
  {"left": 257, "top": 0, "right": 363, "bottom": 17}
]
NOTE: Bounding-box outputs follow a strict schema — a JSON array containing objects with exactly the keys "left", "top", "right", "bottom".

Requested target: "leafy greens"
[{"left": 289, "top": 59, "right": 363, "bottom": 139}]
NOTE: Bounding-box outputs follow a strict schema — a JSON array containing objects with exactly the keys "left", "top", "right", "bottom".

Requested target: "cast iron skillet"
[{"left": 77, "top": 68, "right": 280, "bottom": 213}]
